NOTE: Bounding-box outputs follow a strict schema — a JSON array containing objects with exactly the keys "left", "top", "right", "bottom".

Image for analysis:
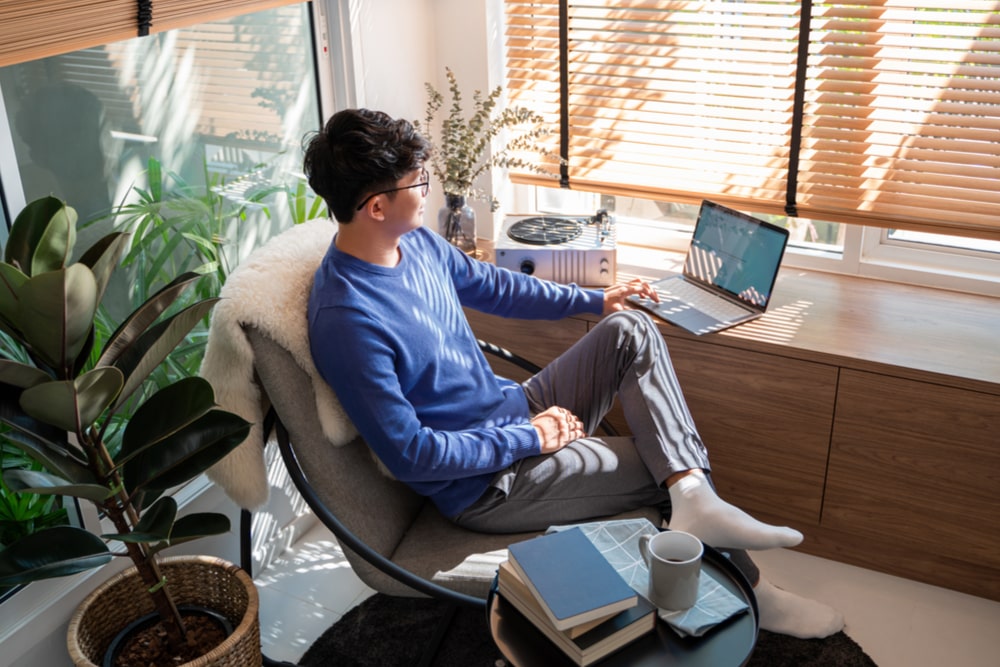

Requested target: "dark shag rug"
[{"left": 300, "top": 594, "right": 878, "bottom": 667}]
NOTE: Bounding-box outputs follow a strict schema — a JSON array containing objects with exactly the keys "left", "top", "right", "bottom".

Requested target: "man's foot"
[
  {"left": 755, "top": 578, "right": 845, "bottom": 638},
  {"left": 667, "top": 470, "right": 803, "bottom": 550}
]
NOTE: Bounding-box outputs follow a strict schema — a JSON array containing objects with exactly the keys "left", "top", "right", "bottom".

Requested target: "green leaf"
[
  {"left": 0, "top": 526, "right": 111, "bottom": 586},
  {"left": 5, "top": 197, "right": 77, "bottom": 276},
  {"left": 2, "top": 468, "right": 112, "bottom": 503},
  {"left": 148, "top": 156, "right": 163, "bottom": 201},
  {"left": 118, "top": 377, "right": 215, "bottom": 466},
  {"left": 17, "top": 265, "right": 98, "bottom": 372},
  {"left": 77, "top": 232, "right": 130, "bottom": 310},
  {"left": 96, "top": 271, "right": 203, "bottom": 369},
  {"left": 148, "top": 512, "right": 230, "bottom": 553},
  {"left": 104, "top": 496, "right": 176, "bottom": 543},
  {"left": 19, "top": 367, "right": 123, "bottom": 432},
  {"left": 0, "top": 419, "right": 94, "bottom": 483},
  {"left": 124, "top": 409, "right": 250, "bottom": 494},
  {"left": 0, "top": 360, "right": 53, "bottom": 389},
  {"left": 0, "top": 263, "right": 28, "bottom": 334},
  {"left": 108, "top": 298, "right": 219, "bottom": 412}
]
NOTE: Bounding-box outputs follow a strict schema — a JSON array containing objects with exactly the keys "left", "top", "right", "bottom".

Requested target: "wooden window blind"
[
  {"left": 504, "top": 0, "right": 1000, "bottom": 240},
  {"left": 0, "top": 0, "right": 302, "bottom": 68}
]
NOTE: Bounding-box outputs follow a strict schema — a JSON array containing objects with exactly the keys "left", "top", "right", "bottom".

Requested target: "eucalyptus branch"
[{"left": 415, "top": 67, "right": 559, "bottom": 211}]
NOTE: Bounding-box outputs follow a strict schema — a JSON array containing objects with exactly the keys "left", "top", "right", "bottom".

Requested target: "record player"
[{"left": 495, "top": 209, "right": 617, "bottom": 286}]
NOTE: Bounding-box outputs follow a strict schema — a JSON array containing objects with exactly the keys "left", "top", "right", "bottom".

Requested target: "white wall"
[{"left": 342, "top": 0, "right": 506, "bottom": 237}]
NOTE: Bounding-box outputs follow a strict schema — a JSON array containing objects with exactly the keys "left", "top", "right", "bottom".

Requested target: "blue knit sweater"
[{"left": 307, "top": 226, "right": 604, "bottom": 516}]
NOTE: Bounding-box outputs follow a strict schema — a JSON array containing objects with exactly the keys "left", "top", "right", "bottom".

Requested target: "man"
[{"left": 305, "top": 108, "right": 844, "bottom": 638}]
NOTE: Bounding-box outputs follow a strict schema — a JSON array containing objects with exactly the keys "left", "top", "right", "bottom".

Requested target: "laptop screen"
[{"left": 684, "top": 200, "right": 790, "bottom": 309}]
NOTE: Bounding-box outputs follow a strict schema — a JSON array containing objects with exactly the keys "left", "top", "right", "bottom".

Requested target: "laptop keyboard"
[{"left": 653, "top": 279, "right": 752, "bottom": 322}]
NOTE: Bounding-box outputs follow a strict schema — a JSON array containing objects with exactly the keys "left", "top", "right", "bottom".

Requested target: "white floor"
[{"left": 255, "top": 522, "right": 1000, "bottom": 667}]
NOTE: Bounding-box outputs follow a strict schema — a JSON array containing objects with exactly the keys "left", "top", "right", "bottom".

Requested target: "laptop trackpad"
[{"left": 667, "top": 306, "right": 724, "bottom": 335}]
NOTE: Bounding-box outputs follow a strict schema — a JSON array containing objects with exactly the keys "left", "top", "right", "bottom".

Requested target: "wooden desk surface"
[{"left": 612, "top": 245, "right": 1000, "bottom": 394}]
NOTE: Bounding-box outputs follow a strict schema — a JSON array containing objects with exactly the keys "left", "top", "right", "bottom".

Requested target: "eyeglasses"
[{"left": 355, "top": 169, "right": 430, "bottom": 211}]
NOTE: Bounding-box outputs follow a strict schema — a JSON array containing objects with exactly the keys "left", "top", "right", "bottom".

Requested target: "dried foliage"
[{"left": 416, "top": 67, "right": 558, "bottom": 211}]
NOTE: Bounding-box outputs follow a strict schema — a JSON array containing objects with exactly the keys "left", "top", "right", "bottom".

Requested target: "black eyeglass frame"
[{"left": 355, "top": 169, "right": 430, "bottom": 211}]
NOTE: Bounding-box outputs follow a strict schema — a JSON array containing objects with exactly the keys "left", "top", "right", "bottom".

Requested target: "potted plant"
[
  {"left": 416, "top": 66, "right": 558, "bottom": 254},
  {"left": 0, "top": 196, "right": 257, "bottom": 666}
]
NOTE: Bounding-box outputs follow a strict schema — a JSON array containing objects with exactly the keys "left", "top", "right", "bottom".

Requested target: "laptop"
[{"left": 627, "top": 200, "right": 789, "bottom": 335}]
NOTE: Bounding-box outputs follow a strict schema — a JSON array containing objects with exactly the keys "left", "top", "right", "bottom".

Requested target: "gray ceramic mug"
[{"left": 638, "top": 530, "right": 703, "bottom": 611}]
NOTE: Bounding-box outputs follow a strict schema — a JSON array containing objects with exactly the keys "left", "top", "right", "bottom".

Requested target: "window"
[
  {"left": 504, "top": 1, "right": 999, "bottom": 294},
  {"left": 0, "top": 2, "right": 323, "bottom": 606}
]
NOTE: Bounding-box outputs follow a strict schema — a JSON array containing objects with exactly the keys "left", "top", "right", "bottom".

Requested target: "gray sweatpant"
[{"left": 454, "top": 310, "right": 759, "bottom": 583}]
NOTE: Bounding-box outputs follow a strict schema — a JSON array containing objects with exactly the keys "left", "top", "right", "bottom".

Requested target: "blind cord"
[{"left": 786, "top": 0, "right": 813, "bottom": 218}]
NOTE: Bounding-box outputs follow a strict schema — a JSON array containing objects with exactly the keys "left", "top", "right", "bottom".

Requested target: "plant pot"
[
  {"left": 67, "top": 555, "right": 261, "bottom": 667},
  {"left": 438, "top": 193, "right": 477, "bottom": 254}
]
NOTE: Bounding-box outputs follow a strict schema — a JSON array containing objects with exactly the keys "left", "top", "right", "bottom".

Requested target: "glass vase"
[{"left": 438, "top": 193, "right": 477, "bottom": 255}]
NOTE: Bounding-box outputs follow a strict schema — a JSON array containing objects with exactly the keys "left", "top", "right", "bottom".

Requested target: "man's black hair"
[{"left": 303, "top": 108, "right": 431, "bottom": 223}]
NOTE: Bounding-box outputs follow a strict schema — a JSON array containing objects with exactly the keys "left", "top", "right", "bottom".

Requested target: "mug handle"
[{"left": 638, "top": 533, "right": 652, "bottom": 564}]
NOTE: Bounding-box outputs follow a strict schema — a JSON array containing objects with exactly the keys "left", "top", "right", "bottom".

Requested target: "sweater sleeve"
[{"left": 309, "top": 305, "right": 541, "bottom": 486}]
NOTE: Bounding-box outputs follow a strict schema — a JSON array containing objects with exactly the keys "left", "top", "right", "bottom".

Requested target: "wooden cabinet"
[
  {"left": 663, "top": 336, "right": 837, "bottom": 526},
  {"left": 825, "top": 370, "right": 1000, "bottom": 599},
  {"left": 465, "top": 270, "right": 1000, "bottom": 601}
]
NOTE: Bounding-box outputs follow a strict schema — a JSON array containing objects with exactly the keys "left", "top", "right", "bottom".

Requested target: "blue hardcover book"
[{"left": 507, "top": 526, "right": 638, "bottom": 631}]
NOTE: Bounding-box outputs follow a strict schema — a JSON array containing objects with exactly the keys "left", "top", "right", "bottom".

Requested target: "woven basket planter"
[{"left": 66, "top": 555, "right": 261, "bottom": 667}]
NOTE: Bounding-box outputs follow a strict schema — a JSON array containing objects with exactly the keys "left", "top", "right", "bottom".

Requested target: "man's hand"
[
  {"left": 603, "top": 278, "right": 658, "bottom": 315},
  {"left": 531, "top": 406, "right": 586, "bottom": 453}
]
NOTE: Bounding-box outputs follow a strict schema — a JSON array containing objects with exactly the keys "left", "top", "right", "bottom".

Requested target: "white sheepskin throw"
[{"left": 201, "top": 219, "right": 357, "bottom": 509}]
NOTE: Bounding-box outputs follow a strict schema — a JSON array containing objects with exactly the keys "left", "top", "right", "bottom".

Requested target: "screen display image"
[{"left": 684, "top": 204, "right": 788, "bottom": 307}]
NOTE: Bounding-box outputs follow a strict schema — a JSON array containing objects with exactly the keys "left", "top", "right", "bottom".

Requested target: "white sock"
[
  {"left": 667, "top": 470, "right": 803, "bottom": 550},
  {"left": 755, "top": 578, "right": 845, "bottom": 639}
]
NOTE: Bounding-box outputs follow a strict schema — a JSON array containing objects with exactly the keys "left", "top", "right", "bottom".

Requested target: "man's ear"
[{"left": 361, "top": 194, "right": 387, "bottom": 221}]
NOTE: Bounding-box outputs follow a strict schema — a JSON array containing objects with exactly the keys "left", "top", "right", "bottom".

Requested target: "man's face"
[{"left": 382, "top": 166, "right": 430, "bottom": 234}]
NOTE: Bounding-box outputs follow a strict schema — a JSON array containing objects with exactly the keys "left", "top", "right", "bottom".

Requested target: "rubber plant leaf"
[
  {"left": 0, "top": 359, "right": 53, "bottom": 389},
  {"left": 147, "top": 512, "right": 231, "bottom": 554},
  {"left": 4, "top": 196, "right": 76, "bottom": 276},
  {"left": 2, "top": 468, "right": 112, "bottom": 503},
  {"left": 0, "top": 262, "right": 28, "bottom": 337},
  {"left": 0, "top": 419, "right": 94, "bottom": 483},
  {"left": 19, "top": 367, "right": 123, "bottom": 433},
  {"left": 124, "top": 409, "right": 250, "bottom": 495},
  {"left": 103, "top": 496, "right": 176, "bottom": 543},
  {"left": 107, "top": 298, "right": 219, "bottom": 413},
  {"left": 77, "top": 232, "right": 130, "bottom": 312},
  {"left": 0, "top": 525, "right": 111, "bottom": 586},
  {"left": 116, "top": 376, "right": 215, "bottom": 468},
  {"left": 96, "top": 271, "right": 203, "bottom": 369},
  {"left": 16, "top": 264, "right": 98, "bottom": 372}
]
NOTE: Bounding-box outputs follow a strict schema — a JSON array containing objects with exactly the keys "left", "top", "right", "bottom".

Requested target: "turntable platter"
[{"left": 506, "top": 216, "right": 583, "bottom": 246}]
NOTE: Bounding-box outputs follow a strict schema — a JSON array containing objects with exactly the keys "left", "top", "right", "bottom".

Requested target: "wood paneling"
[
  {"left": 825, "top": 370, "right": 1000, "bottom": 572},
  {"left": 665, "top": 337, "right": 837, "bottom": 525}
]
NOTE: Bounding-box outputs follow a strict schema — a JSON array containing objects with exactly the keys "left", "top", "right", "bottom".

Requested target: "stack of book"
[{"left": 499, "top": 527, "right": 657, "bottom": 666}]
